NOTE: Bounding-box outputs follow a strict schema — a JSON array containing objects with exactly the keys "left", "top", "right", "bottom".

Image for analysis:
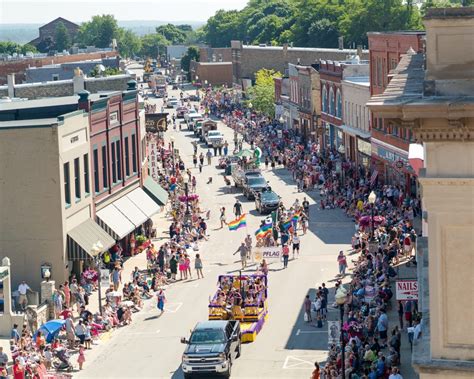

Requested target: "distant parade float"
[{"left": 208, "top": 274, "right": 268, "bottom": 343}]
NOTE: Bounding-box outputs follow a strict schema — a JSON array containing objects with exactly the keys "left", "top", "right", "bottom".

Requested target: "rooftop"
[
  {"left": 367, "top": 31, "right": 425, "bottom": 36},
  {"left": 343, "top": 76, "right": 370, "bottom": 86},
  {"left": 0, "top": 118, "right": 59, "bottom": 129},
  {"left": 0, "top": 93, "right": 105, "bottom": 112},
  {"left": 242, "top": 45, "right": 369, "bottom": 54},
  {"left": 424, "top": 6, "right": 474, "bottom": 19}
]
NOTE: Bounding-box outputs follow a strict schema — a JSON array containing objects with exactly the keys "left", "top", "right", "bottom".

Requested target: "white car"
[{"left": 205, "top": 130, "right": 224, "bottom": 147}]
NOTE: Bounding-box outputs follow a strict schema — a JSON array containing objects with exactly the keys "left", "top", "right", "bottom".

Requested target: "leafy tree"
[
  {"left": 202, "top": 9, "right": 243, "bottom": 47},
  {"left": 156, "top": 24, "right": 187, "bottom": 44},
  {"left": 36, "top": 37, "right": 55, "bottom": 53},
  {"left": 89, "top": 66, "right": 121, "bottom": 77},
  {"left": 246, "top": 68, "right": 282, "bottom": 116},
  {"left": 78, "top": 15, "right": 120, "bottom": 48},
  {"left": 140, "top": 33, "right": 169, "bottom": 58},
  {"left": 0, "top": 41, "right": 37, "bottom": 55},
  {"left": 181, "top": 46, "right": 200, "bottom": 80},
  {"left": 177, "top": 24, "right": 193, "bottom": 33},
  {"left": 55, "top": 21, "right": 71, "bottom": 51},
  {"left": 118, "top": 29, "right": 142, "bottom": 58}
]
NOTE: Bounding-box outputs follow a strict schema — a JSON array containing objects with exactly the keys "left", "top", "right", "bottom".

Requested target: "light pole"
[
  {"left": 183, "top": 175, "right": 191, "bottom": 223},
  {"left": 368, "top": 190, "right": 377, "bottom": 240},
  {"left": 91, "top": 241, "right": 104, "bottom": 316},
  {"left": 335, "top": 285, "right": 347, "bottom": 379},
  {"left": 170, "top": 136, "right": 176, "bottom": 177}
]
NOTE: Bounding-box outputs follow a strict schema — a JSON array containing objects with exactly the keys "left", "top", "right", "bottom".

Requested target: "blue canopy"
[{"left": 35, "top": 319, "right": 66, "bottom": 343}]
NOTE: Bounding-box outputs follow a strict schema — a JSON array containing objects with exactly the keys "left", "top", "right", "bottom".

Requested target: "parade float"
[{"left": 208, "top": 274, "right": 268, "bottom": 343}]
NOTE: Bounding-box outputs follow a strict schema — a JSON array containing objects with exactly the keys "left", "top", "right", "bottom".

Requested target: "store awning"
[
  {"left": 143, "top": 177, "right": 168, "bottom": 206},
  {"left": 96, "top": 204, "right": 135, "bottom": 240},
  {"left": 113, "top": 195, "right": 148, "bottom": 227},
  {"left": 67, "top": 219, "right": 115, "bottom": 260},
  {"left": 127, "top": 187, "right": 161, "bottom": 218}
]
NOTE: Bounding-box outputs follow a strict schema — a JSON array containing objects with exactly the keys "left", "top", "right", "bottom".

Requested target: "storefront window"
[
  {"left": 336, "top": 89, "right": 342, "bottom": 119},
  {"left": 322, "top": 85, "right": 327, "bottom": 113},
  {"left": 329, "top": 87, "right": 335, "bottom": 115}
]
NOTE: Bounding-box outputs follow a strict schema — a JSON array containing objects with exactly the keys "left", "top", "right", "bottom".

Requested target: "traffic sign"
[{"left": 396, "top": 279, "right": 418, "bottom": 300}]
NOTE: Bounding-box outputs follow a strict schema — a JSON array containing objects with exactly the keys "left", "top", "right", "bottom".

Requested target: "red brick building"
[
  {"left": 320, "top": 61, "right": 343, "bottom": 150},
  {"left": 367, "top": 31, "right": 424, "bottom": 193}
]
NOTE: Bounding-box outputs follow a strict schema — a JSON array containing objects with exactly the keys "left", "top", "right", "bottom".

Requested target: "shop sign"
[
  {"left": 254, "top": 247, "right": 281, "bottom": 261},
  {"left": 100, "top": 269, "right": 110, "bottom": 288},
  {"left": 145, "top": 113, "right": 168, "bottom": 132},
  {"left": 396, "top": 280, "right": 418, "bottom": 300},
  {"left": 373, "top": 144, "right": 408, "bottom": 165},
  {"left": 357, "top": 139, "right": 372, "bottom": 156},
  {"left": 147, "top": 136, "right": 160, "bottom": 181}
]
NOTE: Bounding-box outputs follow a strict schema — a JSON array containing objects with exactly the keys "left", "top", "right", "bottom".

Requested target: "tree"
[
  {"left": 246, "top": 68, "right": 282, "bottom": 117},
  {"left": 177, "top": 24, "right": 193, "bottom": 33},
  {"left": 78, "top": 15, "right": 120, "bottom": 48},
  {"left": 89, "top": 66, "right": 121, "bottom": 77},
  {"left": 181, "top": 46, "right": 200, "bottom": 80},
  {"left": 118, "top": 29, "right": 142, "bottom": 58},
  {"left": 0, "top": 41, "right": 37, "bottom": 55},
  {"left": 202, "top": 9, "right": 242, "bottom": 47},
  {"left": 156, "top": 24, "right": 187, "bottom": 45},
  {"left": 140, "top": 33, "right": 169, "bottom": 58},
  {"left": 55, "top": 21, "right": 71, "bottom": 51}
]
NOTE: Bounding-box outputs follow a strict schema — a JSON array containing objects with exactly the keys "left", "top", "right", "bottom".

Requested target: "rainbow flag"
[
  {"left": 255, "top": 220, "right": 273, "bottom": 239},
  {"left": 292, "top": 211, "right": 301, "bottom": 222},
  {"left": 282, "top": 219, "right": 293, "bottom": 231},
  {"left": 228, "top": 214, "right": 247, "bottom": 231}
]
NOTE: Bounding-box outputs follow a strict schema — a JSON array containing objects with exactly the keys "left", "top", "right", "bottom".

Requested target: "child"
[
  {"left": 44, "top": 346, "right": 53, "bottom": 369},
  {"left": 316, "top": 315, "right": 323, "bottom": 328},
  {"left": 78, "top": 344, "right": 85, "bottom": 370}
]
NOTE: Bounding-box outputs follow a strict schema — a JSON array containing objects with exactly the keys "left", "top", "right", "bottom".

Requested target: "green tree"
[
  {"left": 118, "top": 29, "right": 142, "bottom": 58},
  {"left": 181, "top": 46, "right": 200, "bottom": 80},
  {"left": 0, "top": 41, "right": 37, "bottom": 55},
  {"left": 156, "top": 24, "right": 187, "bottom": 44},
  {"left": 177, "top": 24, "right": 193, "bottom": 33},
  {"left": 89, "top": 66, "right": 121, "bottom": 77},
  {"left": 246, "top": 68, "right": 282, "bottom": 116},
  {"left": 140, "top": 33, "right": 169, "bottom": 58},
  {"left": 202, "top": 9, "right": 242, "bottom": 47},
  {"left": 55, "top": 21, "right": 71, "bottom": 51},
  {"left": 78, "top": 14, "right": 120, "bottom": 48}
]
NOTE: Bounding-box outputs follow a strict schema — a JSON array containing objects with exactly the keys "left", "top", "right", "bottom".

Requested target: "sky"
[{"left": 0, "top": 0, "right": 249, "bottom": 24}]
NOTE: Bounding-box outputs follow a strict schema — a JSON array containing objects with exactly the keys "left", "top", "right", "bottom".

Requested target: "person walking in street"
[
  {"left": 304, "top": 295, "right": 312, "bottom": 323},
  {"left": 337, "top": 251, "right": 347, "bottom": 277},
  {"left": 311, "top": 362, "right": 320, "bottom": 379},
  {"left": 244, "top": 234, "right": 252, "bottom": 260},
  {"left": 219, "top": 207, "right": 227, "bottom": 229},
  {"left": 193, "top": 154, "right": 198, "bottom": 168},
  {"left": 206, "top": 149, "right": 212, "bottom": 165},
  {"left": 233, "top": 200, "right": 243, "bottom": 218},
  {"left": 302, "top": 197, "right": 310, "bottom": 219},
  {"left": 282, "top": 243, "right": 290, "bottom": 268},
  {"left": 195, "top": 254, "right": 204, "bottom": 279},
  {"left": 292, "top": 232, "right": 300, "bottom": 259},
  {"left": 156, "top": 289, "right": 166, "bottom": 314},
  {"left": 233, "top": 242, "right": 249, "bottom": 269},
  {"left": 199, "top": 152, "right": 204, "bottom": 167}
]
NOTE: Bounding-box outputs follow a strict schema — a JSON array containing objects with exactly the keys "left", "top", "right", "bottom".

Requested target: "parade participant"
[
  {"left": 219, "top": 207, "right": 227, "bottom": 229},
  {"left": 304, "top": 295, "right": 312, "bottom": 323},
  {"left": 233, "top": 242, "right": 249, "bottom": 269},
  {"left": 302, "top": 197, "right": 310, "bottom": 218},
  {"left": 282, "top": 243, "right": 290, "bottom": 268},
  {"left": 337, "top": 250, "right": 347, "bottom": 277},
  {"left": 185, "top": 254, "right": 192, "bottom": 279},
  {"left": 206, "top": 149, "right": 212, "bottom": 165},
  {"left": 195, "top": 254, "right": 204, "bottom": 279},
  {"left": 292, "top": 232, "right": 300, "bottom": 259},
  {"left": 77, "top": 344, "right": 85, "bottom": 370},
  {"left": 311, "top": 362, "right": 320, "bottom": 379},
  {"left": 260, "top": 259, "right": 269, "bottom": 276},
  {"left": 156, "top": 289, "right": 166, "bottom": 314},
  {"left": 178, "top": 254, "right": 187, "bottom": 280},
  {"left": 233, "top": 200, "right": 243, "bottom": 218},
  {"left": 244, "top": 234, "right": 253, "bottom": 260}
]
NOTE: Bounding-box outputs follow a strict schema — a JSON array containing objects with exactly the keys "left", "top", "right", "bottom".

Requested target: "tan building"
[
  {"left": 0, "top": 111, "right": 113, "bottom": 290},
  {"left": 368, "top": 7, "right": 474, "bottom": 378},
  {"left": 189, "top": 61, "right": 233, "bottom": 87}
]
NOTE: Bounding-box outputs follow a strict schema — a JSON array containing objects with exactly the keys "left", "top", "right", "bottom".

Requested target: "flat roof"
[
  {"left": 243, "top": 45, "right": 369, "bottom": 54},
  {"left": 0, "top": 93, "right": 105, "bottom": 112},
  {"left": 343, "top": 76, "right": 370, "bottom": 86},
  {"left": 198, "top": 62, "right": 232, "bottom": 66},
  {"left": 367, "top": 31, "right": 425, "bottom": 36},
  {"left": 0, "top": 118, "right": 58, "bottom": 129}
]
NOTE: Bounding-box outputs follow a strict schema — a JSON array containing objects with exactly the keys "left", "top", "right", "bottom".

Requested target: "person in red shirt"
[
  {"left": 282, "top": 244, "right": 290, "bottom": 269},
  {"left": 13, "top": 359, "right": 25, "bottom": 379}
]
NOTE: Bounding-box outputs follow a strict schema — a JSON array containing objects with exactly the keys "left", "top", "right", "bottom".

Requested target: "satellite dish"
[{"left": 97, "top": 64, "right": 106, "bottom": 72}]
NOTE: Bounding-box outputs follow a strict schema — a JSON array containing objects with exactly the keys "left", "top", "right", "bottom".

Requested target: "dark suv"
[{"left": 255, "top": 188, "right": 281, "bottom": 214}]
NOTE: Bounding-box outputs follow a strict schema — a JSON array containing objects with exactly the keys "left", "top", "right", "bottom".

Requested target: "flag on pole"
[
  {"left": 228, "top": 214, "right": 247, "bottom": 231},
  {"left": 282, "top": 219, "right": 293, "bottom": 231},
  {"left": 292, "top": 211, "right": 301, "bottom": 222},
  {"left": 255, "top": 218, "right": 273, "bottom": 239}
]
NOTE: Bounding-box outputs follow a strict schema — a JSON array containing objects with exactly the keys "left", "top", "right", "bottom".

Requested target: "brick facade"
[
  {"left": 190, "top": 61, "right": 233, "bottom": 87},
  {"left": 199, "top": 47, "right": 232, "bottom": 63},
  {"left": 29, "top": 17, "right": 79, "bottom": 48},
  {"left": 0, "top": 51, "right": 119, "bottom": 84}
]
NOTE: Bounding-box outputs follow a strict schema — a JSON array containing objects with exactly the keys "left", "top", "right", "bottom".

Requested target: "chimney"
[
  {"left": 78, "top": 90, "right": 90, "bottom": 112},
  {"left": 73, "top": 67, "right": 85, "bottom": 94},
  {"left": 7, "top": 74, "right": 15, "bottom": 98}
]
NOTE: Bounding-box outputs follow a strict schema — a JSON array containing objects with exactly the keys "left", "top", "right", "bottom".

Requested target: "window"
[
  {"left": 111, "top": 142, "right": 117, "bottom": 183},
  {"left": 322, "top": 85, "right": 327, "bottom": 113},
  {"left": 93, "top": 148, "right": 99, "bottom": 193},
  {"left": 64, "top": 162, "right": 70, "bottom": 206},
  {"left": 377, "top": 58, "right": 383, "bottom": 87},
  {"left": 329, "top": 87, "right": 335, "bottom": 115},
  {"left": 116, "top": 140, "right": 122, "bottom": 181},
  {"left": 336, "top": 89, "right": 342, "bottom": 119},
  {"left": 83, "top": 154, "right": 90, "bottom": 196},
  {"left": 102, "top": 145, "right": 108, "bottom": 189},
  {"left": 131, "top": 134, "right": 137, "bottom": 173},
  {"left": 124, "top": 136, "right": 130, "bottom": 177},
  {"left": 52, "top": 74, "right": 59, "bottom": 81},
  {"left": 74, "top": 158, "right": 81, "bottom": 201}
]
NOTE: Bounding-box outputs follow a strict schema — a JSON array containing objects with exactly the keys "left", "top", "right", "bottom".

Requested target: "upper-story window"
[
  {"left": 329, "top": 87, "right": 335, "bottom": 116},
  {"left": 336, "top": 89, "right": 342, "bottom": 119},
  {"left": 322, "top": 85, "right": 327, "bottom": 113}
]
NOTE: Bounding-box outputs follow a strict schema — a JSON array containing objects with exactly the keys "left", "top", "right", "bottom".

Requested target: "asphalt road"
[{"left": 76, "top": 68, "right": 354, "bottom": 378}]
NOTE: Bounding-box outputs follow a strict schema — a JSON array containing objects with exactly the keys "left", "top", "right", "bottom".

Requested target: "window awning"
[
  {"left": 113, "top": 195, "right": 148, "bottom": 227},
  {"left": 96, "top": 204, "right": 135, "bottom": 240},
  {"left": 143, "top": 177, "right": 169, "bottom": 206},
  {"left": 67, "top": 219, "right": 115, "bottom": 261},
  {"left": 127, "top": 187, "right": 161, "bottom": 218}
]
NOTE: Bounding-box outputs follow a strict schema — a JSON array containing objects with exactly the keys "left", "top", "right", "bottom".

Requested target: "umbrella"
[
  {"left": 358, "top": 215, "right": 386, "bottom": 227},
  {"left": 235, "top": 149, "right": 254, "bottom": 158},
  {"left": 35, "top": 319, "right": 66, "bottom": 343}
]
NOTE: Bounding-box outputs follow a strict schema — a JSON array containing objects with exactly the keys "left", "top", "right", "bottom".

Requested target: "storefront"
[{"left": 357, "top": 138, "right": 372, "bottom": 168}]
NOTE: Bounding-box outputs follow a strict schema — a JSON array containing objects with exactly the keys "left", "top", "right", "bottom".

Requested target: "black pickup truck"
[{"left": 181, "top": 320, "right": 241, "bottom": 378}]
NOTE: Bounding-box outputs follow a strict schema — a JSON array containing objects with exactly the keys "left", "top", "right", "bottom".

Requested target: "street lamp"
[
  {"left": 368, "top": 191, "right": 377, "bottom": 240},
  {"left": 170, "top": 137, "right": 176, "bottom": 177},
  {"left": 248, "top": 102, "right": 253, "bottom": 109},
  {"left": 183, "top": 175, "right": 191, "bottom": 221},
  {"left": 91, "top": 241, "right": 104, "bottom": 316},
  {"left": 335, "top": 285, "right": 347, "bottom": 379}
]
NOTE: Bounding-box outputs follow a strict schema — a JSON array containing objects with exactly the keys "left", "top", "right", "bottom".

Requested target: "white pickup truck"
[{"left": 205, "top": 130, "right": 224, "bottom": 148}]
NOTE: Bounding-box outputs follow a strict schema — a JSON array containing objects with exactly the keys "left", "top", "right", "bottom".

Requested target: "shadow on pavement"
[{"left": 144, "top": 313, "right": 164, "bottom": 321}]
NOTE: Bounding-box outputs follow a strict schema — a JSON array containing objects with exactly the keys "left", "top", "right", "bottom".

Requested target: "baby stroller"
[{"left": 53, "top": 347, "right": 73, "bottom": 372}]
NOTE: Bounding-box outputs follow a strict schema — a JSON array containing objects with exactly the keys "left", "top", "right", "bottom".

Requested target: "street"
[{"left": 76, "top": 72, "right": 355, "bottom": 378}]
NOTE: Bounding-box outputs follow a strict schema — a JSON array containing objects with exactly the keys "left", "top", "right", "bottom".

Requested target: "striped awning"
[
  {"left": 67, "top": 219, "right": 115, "bottom": 261},
  {"left": 127, "top": 187, "right": 161, "bottom": 218},
  {"left": 143, "top": 177, "right": 169, "bottom": 206},
  {"left": 96, "top": 204, "right": 135, "bottom": 240}
]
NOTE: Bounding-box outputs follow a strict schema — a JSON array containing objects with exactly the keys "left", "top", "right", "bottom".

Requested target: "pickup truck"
[
  {"left": 206, "top": 130, "right": 224, "bottom": 147},
  {"left": 255, "top": 187, "right": 281, "bottom": 214},
  {"left": 232, "top": 168, "right": 260, "bottom": 188},
  {"left": 242, "top": 174, "right": 269, "bottom": 200},
  {"left": 181, "top": 320, "right": 241, "bottom": 378}
]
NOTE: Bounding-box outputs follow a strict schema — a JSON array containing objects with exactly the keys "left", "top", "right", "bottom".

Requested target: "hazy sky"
[{"left": 0, "top": 0, "right": 249, "bottom": 24}]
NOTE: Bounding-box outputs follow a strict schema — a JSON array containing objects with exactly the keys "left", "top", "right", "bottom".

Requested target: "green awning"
[
  {"left": 67, "top": 219, "right": 115, "bottom": 260},
  {"left": 143, "top": 177, "right": 169, "bottom": 206},
  {"left": 235, "top": 149, "right": 254, "bottom": 158}
]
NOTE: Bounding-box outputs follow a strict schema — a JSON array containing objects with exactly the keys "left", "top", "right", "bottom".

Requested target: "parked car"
[
  {"left": 255, "top": 187, "right": 281, "bottom": 214},
  {"left": 181, "top": 320, "right": 241, "bottom": 379}
]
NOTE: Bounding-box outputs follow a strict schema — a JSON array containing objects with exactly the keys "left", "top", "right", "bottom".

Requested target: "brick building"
[
  {"left": 367, "top": 31, "right": 425, "bottom": 193},
  {"left": 0, "top": 50, "right": 119, "bottom": 85},
  {"left": 231, "top": 40, "right": 369, "bottom": 84},
  {"left": 28, "top": 17, "right": 79, "bottom": 49},
  {"left": 189, "top": 61, "right": 233, "bottom": 87},
  {"left": 199, "top": 47, "right": 232, "bottom": 63}
]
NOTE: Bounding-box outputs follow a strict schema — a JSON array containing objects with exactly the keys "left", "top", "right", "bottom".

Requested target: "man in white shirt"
[
  {"left": 388, "top": 366, "right": 403, "bottom": 379},
  {"left": 17, "top": 281, "right": 31, "bottom": 311}
]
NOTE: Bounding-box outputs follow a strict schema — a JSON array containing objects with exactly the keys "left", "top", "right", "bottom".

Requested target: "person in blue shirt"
[
  {"left": 376, "top": 353, "right": 386, "bottom": 377},
  {"left": 10, "top": 324, "right": 20, "bottom": 343}
]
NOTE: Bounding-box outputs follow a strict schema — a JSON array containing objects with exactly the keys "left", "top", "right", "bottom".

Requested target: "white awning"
[
  {"left": 337, "top": 124, "right": 371, "bottom": 139},
  {"left": 113, "top": 195, "right": 148, "bottom": 228},
  {"left": 96, "top": 204, "right": 135, "bottom": 240},
  {"left": 127, "top": 187, "right": 161, "bottom": 218}
]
